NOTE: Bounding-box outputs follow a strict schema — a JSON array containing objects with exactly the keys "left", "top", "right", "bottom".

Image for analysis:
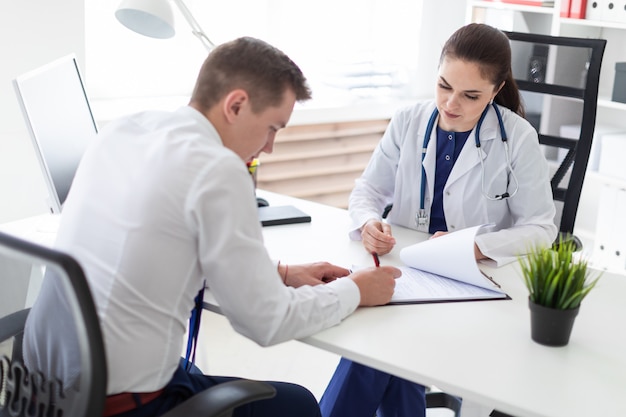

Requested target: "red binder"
[
  {"left": 498, "top": 0, "right": 553, "bottom": 5},
  {"left": 569, "top": 0, "right": 587, "bottom": 19},
  {"left": 561, "top": 0, "right": 572, "bottom": 17}
]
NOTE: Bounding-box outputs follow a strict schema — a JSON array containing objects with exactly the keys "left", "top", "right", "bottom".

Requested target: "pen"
[{"left": 372, "top": 252, "right": 380, "bottom": 267}]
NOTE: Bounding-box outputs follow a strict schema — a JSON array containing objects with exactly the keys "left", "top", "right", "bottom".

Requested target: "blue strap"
[
  {"left": 474, "top": 102, "right": 504, "bottom": 147},
  {"left": 421, "top": 109, "right": 439, "bottom": 211},
  {"left": 184, "top": 282, "right": 205, "bottom": 372}
]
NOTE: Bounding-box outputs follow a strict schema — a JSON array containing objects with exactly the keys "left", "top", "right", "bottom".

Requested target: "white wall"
[
  {"left": 0, "top": 0, "right": 86, "bottom": 223},
  {"left": 0, "top": 0, "right": 466, "bottom": 224},
  {"left": 412, "top": 1, "right": 466, "bottom": 98},
  {"left": 85, "top": 0, "right": 432, "bottom": 104}
]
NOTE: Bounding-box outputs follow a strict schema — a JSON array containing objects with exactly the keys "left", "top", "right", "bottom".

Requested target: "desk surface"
[
  {"left": 3, "top": 191, "right": 625, "bottom": 417},
  {"left": 257, "top": 191, "right": 626, "bottom": 417}
]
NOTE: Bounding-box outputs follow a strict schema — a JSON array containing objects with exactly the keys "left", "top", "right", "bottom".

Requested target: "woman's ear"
[
  {"left": 491, "top": 81, "right": 505, "bottom": 103},
  {"left": 495, "top": 81, "right": 505, "bottom": 96}
]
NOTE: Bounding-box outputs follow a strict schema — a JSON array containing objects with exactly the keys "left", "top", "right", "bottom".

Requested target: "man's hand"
[
  {"left": 279, "top": 262, "right": 350, "bottom": 288},
  {"left": 360, "top": 219, "right": 396, "bottom": 256},
  {"left": 350, "top": 266, "right": 402, "bottom": 306}
]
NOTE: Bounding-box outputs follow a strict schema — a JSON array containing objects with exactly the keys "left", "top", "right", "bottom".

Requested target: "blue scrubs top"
[{"left": 429, "top": 127, "right": 471, "bottom": 234}]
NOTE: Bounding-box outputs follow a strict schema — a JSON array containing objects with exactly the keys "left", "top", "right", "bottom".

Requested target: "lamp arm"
[{"left": 171, "top": 0, "right": 215, "bottom": 51}]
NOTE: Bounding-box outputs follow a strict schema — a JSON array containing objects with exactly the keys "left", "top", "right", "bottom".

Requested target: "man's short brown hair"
[{"left": 190, "top": 36, "right": 312, "bottom": 113}]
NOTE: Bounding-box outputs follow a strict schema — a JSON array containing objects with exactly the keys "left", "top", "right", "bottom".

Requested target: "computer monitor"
[{"left": 13, "top": 54, "right": 98, "bottom": 214}]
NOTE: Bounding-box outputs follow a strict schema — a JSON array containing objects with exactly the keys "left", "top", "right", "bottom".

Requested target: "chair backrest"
[
  {"left": 504, "top": 31, "right": 606, "bottom": 239},
  {"left": 0, "top": 231, "right": 106, "bottom": 417}
]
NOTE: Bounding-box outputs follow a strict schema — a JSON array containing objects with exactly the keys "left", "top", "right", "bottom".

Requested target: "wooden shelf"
[{"left": 256, "top": 119, "right": 389, "bottom": 208}]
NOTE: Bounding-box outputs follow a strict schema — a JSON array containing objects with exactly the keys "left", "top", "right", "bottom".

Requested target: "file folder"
[
  {"left": 258, "top": 205, "right": 311, "bottom": 227},
  {"left": 570, "top": 0, "right": 588, "bottom": 18}
]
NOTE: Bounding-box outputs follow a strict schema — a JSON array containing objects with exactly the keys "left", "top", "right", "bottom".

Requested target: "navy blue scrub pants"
[
  {"left": 319, "top": 358, "right": 426, "bottom": 417},
  {"left": 111, "top": 359, "right": 321, "bottom": 417}
]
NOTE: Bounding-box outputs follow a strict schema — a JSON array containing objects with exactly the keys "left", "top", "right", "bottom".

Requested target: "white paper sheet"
[{"left": 391, "top": 224, "right": 507, "bottom": 303}]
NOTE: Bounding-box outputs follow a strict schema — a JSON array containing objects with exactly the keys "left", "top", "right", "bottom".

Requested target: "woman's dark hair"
[
  {"left": 440, "top": 23, "right": 524, "bottom": 117},
  {"left": 191, "top": 36, "right": 312, "bottom": 113}
]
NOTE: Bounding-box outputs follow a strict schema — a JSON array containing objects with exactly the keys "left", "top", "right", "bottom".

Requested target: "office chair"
[
  {"left": 483, "top": 31, "right": 607, "bottom": 417},
  {"left": 504, "top": 31, "right": 606, "bottom": 251},
  {"left": 425, "top": 389, "right": 462, "bottom": 417},
  {"left": 0, "top": 231, "right": 275, "bottom": 417}
]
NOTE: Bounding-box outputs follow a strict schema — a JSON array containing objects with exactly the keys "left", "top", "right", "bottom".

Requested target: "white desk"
[
  {"left": 3, "top": 192, "right": 626, "bottom": 417},
  {"left": 253, "top": 191, "right": 626, "bottom": 417}
]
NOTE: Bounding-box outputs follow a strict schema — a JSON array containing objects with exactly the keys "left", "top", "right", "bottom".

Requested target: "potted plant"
[{"left": 519, "top": 236, "right": 601, "bottom": 346}]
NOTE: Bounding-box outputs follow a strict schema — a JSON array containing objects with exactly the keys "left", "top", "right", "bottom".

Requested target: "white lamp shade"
[{"left": 115, "top": 0, "right": 175, "bottom": 39}]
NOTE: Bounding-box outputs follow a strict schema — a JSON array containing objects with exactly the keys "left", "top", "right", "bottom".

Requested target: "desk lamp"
[{"left": 115, "top": 0, "right": 215, "bottom": 51}]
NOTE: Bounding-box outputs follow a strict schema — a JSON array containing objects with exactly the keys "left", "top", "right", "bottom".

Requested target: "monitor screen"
[{"left": 13, "top": 54, "right": 98, "bottom": 214}]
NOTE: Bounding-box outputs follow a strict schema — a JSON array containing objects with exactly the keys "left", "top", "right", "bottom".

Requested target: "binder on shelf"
[
  {"left": 585, "top": 0, "right": 604, "bottom": 20},
  {"left": 592, "top": 184, "right": 615, "bottom": 270},
  {"left": 569, "top": 0, "right": 588, "bottom": 18},
  {"left": 613, "top": 188, "right": 626, "bottom": 271},
  {"left": 593, "top": 184, "right": 626, "bottom": 272},
  {"left": 561, "top": 0, "right": 572, "bottom": 17},
  {"left": 617, "top": 1, "right": 626, "bottom": 23},
  {"left": 497, "top": 0, "right": 554, "bottom": 5},
  {"left": 604, "top": 0, "right": 626, "bottom": 23}
]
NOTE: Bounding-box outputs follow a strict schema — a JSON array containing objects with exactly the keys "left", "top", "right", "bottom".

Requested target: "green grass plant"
[{"left": 519, "top": 237, "right": 601, "bottom": 310}]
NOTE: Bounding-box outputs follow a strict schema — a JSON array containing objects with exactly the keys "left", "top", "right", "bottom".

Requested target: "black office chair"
[
  {"left": 485, "top": 31, "right": 607, "bottom": 417},
  {"left": 0, "top": 231, "right": 275, "bottom": 417},
  {"left": 504, "top": 31, "right": 606, "bottom": 251},
  {"left": 425, "top": 389, "right": 462, "bottom": 417}
]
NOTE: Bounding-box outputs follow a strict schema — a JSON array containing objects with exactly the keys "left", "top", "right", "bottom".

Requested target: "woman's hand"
[
  {"left": 360, "top": 219, "right": 396, "bottom": 256},
  {"left": 430, "top": 230, "right": 488, "bottom": 261}
]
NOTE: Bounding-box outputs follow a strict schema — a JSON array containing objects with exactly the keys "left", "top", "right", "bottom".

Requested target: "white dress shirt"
[
  {"left": 349, "top": 101, "right": 557, "bottom": 266},
  {"left": 23, "top": 106, "right": 360, "bottom": 394}
]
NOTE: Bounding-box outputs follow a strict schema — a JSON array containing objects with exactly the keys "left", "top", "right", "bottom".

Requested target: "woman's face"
[{"left": 435, "top": 57, "right": 499, "bottom": 132}]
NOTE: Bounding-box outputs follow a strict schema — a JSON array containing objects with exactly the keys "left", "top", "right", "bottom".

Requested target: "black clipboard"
[
  {"left": 388, "top": 293, "right": 512, "bottom": 305},
  {"left": 258, "top": 205, "right": 311, "bottom": 227},
  {"left": 386, "top": 266, "right": 511, "bottom": 305}
]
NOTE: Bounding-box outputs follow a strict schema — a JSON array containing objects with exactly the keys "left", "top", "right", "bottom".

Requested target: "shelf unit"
[
  {"left": 467, "top": 1, "right": 626, "bottom": 128},
  {"left": 467, "top": 1, "right": 626, "bottom": 272}
]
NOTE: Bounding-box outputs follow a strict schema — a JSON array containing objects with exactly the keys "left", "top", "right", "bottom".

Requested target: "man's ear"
[{"left": 223, "top": 89, "right": 249, "bottom": 122}]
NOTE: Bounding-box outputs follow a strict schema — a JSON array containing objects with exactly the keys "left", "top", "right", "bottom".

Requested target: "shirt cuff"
[{"left": 325, "top": 276, "right": 360, "bottom": 318}]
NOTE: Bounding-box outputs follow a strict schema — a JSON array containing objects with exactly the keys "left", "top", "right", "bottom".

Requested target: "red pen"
[{"left": 372, "top": 252, "right": 380, "bottom": 267}]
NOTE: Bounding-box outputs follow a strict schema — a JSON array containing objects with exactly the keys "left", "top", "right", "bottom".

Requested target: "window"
[{"left": 85, "top": 0, "right": 422, "bottom": 105}]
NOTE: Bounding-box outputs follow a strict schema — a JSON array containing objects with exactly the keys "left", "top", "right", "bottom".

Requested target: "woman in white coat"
[{"left": 319, "top": 23, "right": 557, "bottom": 417}]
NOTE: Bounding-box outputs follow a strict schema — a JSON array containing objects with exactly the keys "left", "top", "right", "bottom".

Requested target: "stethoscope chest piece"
[
  {"left": 416, "top": 103, "right": 520, "bottom": 227},
  {"left": 415, "top": 209, "right": 428, "bottom": 227}
]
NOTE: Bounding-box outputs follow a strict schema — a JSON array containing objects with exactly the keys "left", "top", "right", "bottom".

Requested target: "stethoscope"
[{"left": 416, "top": 102, "right": 520, "bottom": 227}]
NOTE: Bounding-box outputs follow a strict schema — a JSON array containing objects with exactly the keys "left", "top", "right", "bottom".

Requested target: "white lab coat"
[{"left": 349, "top": 101, "right": 557, "bottom": 266}]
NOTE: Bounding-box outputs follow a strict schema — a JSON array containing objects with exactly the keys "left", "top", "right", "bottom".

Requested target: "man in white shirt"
[{"left": 23, "top": 37, "right": 400, "bottom": 417}]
